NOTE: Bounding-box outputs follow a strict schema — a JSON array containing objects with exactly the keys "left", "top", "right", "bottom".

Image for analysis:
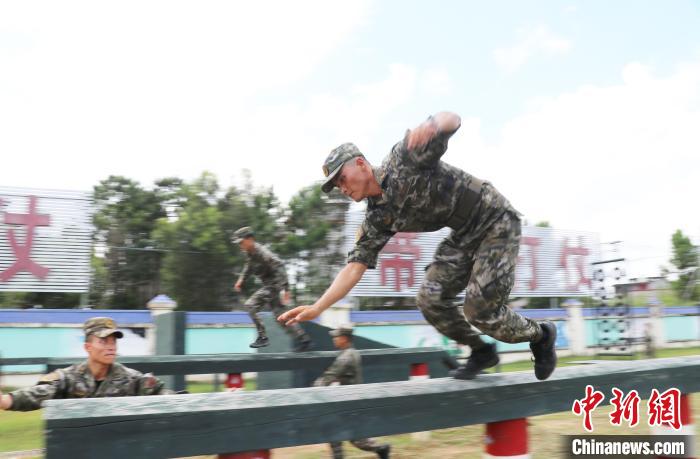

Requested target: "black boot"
[
  {"left": 451, "top": 342, "right": 499, "bottom": 380},
  {"left": 530, "top": 321, "right": 557, "bottom": 380},
  {"left": 293, "top": 336, "right": 313, "bottom": 352},
  {"left": 377, "top": 444, "right": 391, "bottom": 459},
  {"left": 249, "top": 335, "right": 269, "bottom": 348}
]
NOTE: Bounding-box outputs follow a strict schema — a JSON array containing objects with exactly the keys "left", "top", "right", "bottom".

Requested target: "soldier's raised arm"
[{"left": 405, "top": 111, "right": 461, "bottom": 166}]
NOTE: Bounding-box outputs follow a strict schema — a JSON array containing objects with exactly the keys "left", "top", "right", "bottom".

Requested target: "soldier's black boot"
[
  {"left": 293, "top": 336, "right": 313, "bottom": 352},
  {"left": 377, "top": 444, "right": 391, "bottom": 459},
  {"left": 530, "top": 321, "right": 557, "bottom": 380},
  {"left": 451, "top": 342, "right": 499, "bottom": 380},
  {"left": 249, "top": 335, "right": 269, "bottom": 348}
]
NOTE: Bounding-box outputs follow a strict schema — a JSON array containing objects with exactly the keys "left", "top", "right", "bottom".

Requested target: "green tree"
[
  {"left": 670, "top": 229, "right": 699, "bottom": 300},
  {"left": 154, "top": 172, "right": 235, "bottom": 310},
  {"left": 93, "top": 176, "right": 166, "bottom": 309},
  {"left": 279, "top": 186, "right": 349, "bottom": 304}
]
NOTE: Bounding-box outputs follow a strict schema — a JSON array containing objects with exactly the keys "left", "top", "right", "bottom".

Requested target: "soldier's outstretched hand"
[{"left": 278, "top": 305, "right": 320, "bottom": 326}]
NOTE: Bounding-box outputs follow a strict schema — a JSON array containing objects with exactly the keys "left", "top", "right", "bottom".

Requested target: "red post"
[
  {"left": 226, "top": 373, "right": 244, "bottom": 389},
  {"left": 218, "top": 373, "right": 270, "bottom": 459},
  {"left": 410, "top": 363, "right": 429, "bottom": 379},
  {"left": 654, "top": 393, "right": 695, "bottom": 459},
  {"left": 484, "top": 418, "right": 529, "bottom": 458}
]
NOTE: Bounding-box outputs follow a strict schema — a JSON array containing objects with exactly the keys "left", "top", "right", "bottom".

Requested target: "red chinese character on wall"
[
  {"left": 648, "top": 388, "right": 681, "bottom": 430},
  {"left": 0, "top": 196, "right": 51, "bottom": 282},
  {"left": 560, "top": 237, "right": 592, "bottom": 292},
  {"left": 517, "top": 236, "right": 540, "bottom": 290},
  {"left": 572, "top": 385, "right": 605, "bottom": 432},
  {"left": 379, "top": 233, "right": 420, "bottom": 292},
  {"left": 609, "top": 387, "right": 640, "bottom": 427}
]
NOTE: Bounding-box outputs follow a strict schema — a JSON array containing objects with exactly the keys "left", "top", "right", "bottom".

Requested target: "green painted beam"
[
  {"left": 44, "top": 356, "right": 700, "bottom": 459},
  {"left": 0, "top": 357, "right": 49, "bottom": 366},
  {"left": 44, "top": 347, "right": 451, "bottom": 375}
]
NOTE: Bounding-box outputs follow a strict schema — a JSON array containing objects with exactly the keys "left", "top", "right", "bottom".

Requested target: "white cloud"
[
  {"left": 0, "top": 0, "right": 372, "bottom": 192},
  {"left": 421, "top": 68, "right": 452, "bottom": 95},
  {"left": 493, "top": 25, "right": 571, "bottom": 72},
  {"left": 238, "top": 63, "right": 419, "bottom": 198},
  {"left": 446, "top": 60, "right": 700, "bottom": 277}
]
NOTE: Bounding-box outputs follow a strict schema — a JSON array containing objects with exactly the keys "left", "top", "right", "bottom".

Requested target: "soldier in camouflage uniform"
[
  {"left": 0, "top": 317, "right": 172, "bottom": 411},
  {"left": 279, "top": 111, "right": 557, "bottom": 380},
  {"left": 234, "top": 226, "right": 312, "bottom": 351},
  {"left": 315, "top": 325, "right": 391, "bottom": 459}
]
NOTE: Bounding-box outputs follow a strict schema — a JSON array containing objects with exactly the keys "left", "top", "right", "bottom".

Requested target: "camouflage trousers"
[
  {"left": 416, "top": 211, "right": 542, "bottom": 348},
  {"left": 245, "top": 286, "right": 308, "bottom": 340},
  {"left": 329, "top": 438, "right": 386, "bottom": 459}
]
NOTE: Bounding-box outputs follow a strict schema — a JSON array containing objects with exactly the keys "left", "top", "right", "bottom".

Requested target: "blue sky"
[{"left": 1, "top": 0, "right": 699, "bottom": 278}]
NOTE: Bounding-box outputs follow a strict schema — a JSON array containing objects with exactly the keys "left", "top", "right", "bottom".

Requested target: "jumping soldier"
[
  {"left": 279, "top": 111, "right": 557, "bottom": 380},
  {"left": 234, "top": 226, "right": 312, "bottom": 351}
]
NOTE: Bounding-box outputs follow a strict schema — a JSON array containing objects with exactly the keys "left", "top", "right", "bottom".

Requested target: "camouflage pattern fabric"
[
  {"left": 8, "top": 362, "right": 170, "bottom": 411},
  {"left": 316, "top": 347, "right": 388, "bottom": 458},
  {"left": 238, "top": 242, "right": 289, "bottom": 291},
  {"left": 239, "top": 242, "right": 307, "bottom": 339},
  {"left": 345, "top": 119, "right": 542, "bottom": 347},
  {"left": 313, "top": 347, "right": 363, "bottom": 387},
  {"left": 246, "top": 285, "right": 307, "bottom": 339},
  {"left": 417, "top": 210, "right": 542, "bottom": 347},
  {"left": 330, "top": 438, "right": 386, "bottom": 459}
]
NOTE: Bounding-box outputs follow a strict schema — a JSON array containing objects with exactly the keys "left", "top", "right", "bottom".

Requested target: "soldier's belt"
[{"left": 446, "top": 177, "right": 483, "bottom": 230}]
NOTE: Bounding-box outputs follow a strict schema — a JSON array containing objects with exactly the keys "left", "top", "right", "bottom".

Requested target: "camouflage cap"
[
  {"left": 329, "top": 324, "right": 354, "bottom": 337},
  {"left": 83, "top": 317, "right": 124, "bottom": 339},
  {"left": 232, "top": 226, "right": 254, "bottom": 243},
  {"left": 321, "top": 143, "right": 364, "bottom": 193}
]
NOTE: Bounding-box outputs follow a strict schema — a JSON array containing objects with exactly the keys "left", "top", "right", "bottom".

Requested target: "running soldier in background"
[
  {"left": 234, "top": 226, "right": 312, "bottom": 351},
  {"left": 315, "top": 325, "right": 391, "bottom": 459},
  {"left": 280, "top": 111, "right": 557, "bottom": 380},
  {"left": 0, "top": 317, "right": 172, "bottom": 411}
]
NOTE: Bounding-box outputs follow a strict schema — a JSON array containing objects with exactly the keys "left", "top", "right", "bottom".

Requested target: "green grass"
[
  {"left": 0, "top": 409, "right": 43, "bottom": 452},
  {"left": 0, "top": 347, "right": 698, "bottom": 455}
]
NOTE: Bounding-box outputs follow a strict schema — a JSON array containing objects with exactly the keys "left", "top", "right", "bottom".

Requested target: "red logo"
[
  {"left": 648, "top": 388, "right": 681, "bottom": 430},
  {"left": 379, "top": 233, "right": 421, "bottom": 292},
  {"left": 0, "top": 196, "right": 51, "bottom": 282},
  {"left": 609, "top": 387, "right": 641, "bottom": 427},
  {"left": 572, "top": 384, "right": 606, "bottom": 432}
]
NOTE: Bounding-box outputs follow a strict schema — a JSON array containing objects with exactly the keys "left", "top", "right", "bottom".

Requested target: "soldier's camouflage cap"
[
  {"left": 232, "top": 226, "right": 254, "bottom": 243},
  {"left": 83, "top": 317, "right": 124, "bottom": 339},
  {"left": 329, "top": 324, "right": 354, "bottom": 337},
  {"left": 321, "top": 143, "right": 364, "bottom": 193}
]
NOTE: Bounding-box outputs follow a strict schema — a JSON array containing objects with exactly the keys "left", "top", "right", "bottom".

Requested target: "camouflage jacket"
[
  {"left": 348, "top": 123, "right": 517, "bottom": 268},
  {"left": 314, "top": 347, "right": 363, "bottom": 386},
  {"left": 238, "top": 242, "right": 289, "bottom": 291},
  {"left": 8, "top": 361, "right": 170, "bottom": 411}
]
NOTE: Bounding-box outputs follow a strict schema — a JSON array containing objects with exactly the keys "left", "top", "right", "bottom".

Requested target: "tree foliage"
[
  {"left": 670, "top": 229, "right": 699, "bottom": 300},
  {"left": 92, "top": 176, "right": 166, "bottom": 309},
  {"left": 85, "top": 172, "right": 351, "bottom": 311}
]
